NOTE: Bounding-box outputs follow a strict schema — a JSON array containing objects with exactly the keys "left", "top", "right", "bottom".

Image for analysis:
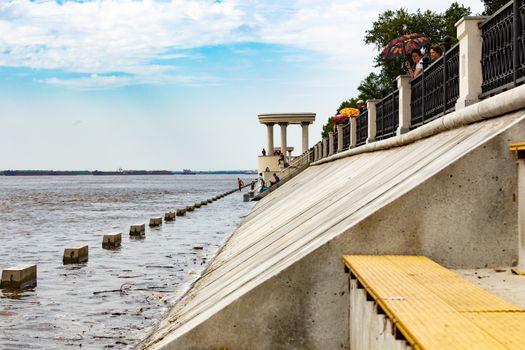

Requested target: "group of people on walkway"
[
  {"left": 405, "top": 44, "right": 443, "bottom": 78},
  {"left": 237, "top": 172, "right": 281, "bottom": 195}
]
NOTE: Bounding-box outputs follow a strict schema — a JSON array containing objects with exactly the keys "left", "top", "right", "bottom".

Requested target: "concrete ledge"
[
  {"left": 0, "top": 264, "right": 37, "bottom": 290},
  {"left": 315, "top": 84, "right": 525, "bottom": 165}
]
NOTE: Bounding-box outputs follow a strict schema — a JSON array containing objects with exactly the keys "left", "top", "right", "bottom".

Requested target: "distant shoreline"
[{"left": 0, "top": 170, "right": 257, "bottom": 176}]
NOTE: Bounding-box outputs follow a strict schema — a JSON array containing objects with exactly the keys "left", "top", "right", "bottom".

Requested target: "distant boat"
[{"left": 182, "top": 169, "right": 196, "bottom": 175}]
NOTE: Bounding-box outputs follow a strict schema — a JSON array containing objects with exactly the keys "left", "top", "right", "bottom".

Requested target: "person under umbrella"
[{"left": 405, "top": 48, "right": 424, "bottom": 78}]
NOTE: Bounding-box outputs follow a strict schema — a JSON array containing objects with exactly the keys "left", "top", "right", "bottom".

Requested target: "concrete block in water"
[
  {"left": 200, "top": 200, "right": 208, "bottom": 206},
  {"left": 249, "top": 191, "right": 255, "bottom": 198},
  {"left": 194, "top": 202, "right": 202, "bottom": 208},
  {"left": 192, "top": 244, "right": 204, "bottom": 250},
  {"left": 0, "top": 264, "right": 37, "bottom": 290},
  {"left": 243, "top": 193, "right": 250, "bottom": 202},
  {"left": 130, "top": 223, "right": 146, "bottom": 237},
  {"left": 207, "top": 199, "right": 213, "bottom": 203},
  {"left": 186, "top": 205, "right": 195, "bottom": 212},
  {"left": 102, "top": 233, "right": 122, "bottom": 249},
  {"left": 176, "top": 208, "right": 186, "bottom": 216},
  {"left": 149, "top": 217, "right": 162, "bottom": 227},
  {"left": 63, "top": 245, "right": 89, "bottom": 264},
  {"left": 165, "top": 211, "right": 176, "bottom": 221}
]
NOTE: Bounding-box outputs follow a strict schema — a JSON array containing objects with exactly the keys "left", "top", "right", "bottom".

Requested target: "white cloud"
[{"left": 0, "top": 0, "right": 484, "bottom": 88}]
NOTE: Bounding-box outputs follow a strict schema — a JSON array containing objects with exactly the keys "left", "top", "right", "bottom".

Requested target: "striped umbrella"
[{"left": 381, "top": 33, "right": 429, "bottom": 60}]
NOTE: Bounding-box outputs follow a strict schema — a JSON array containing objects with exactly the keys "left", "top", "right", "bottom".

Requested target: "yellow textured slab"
[
  {"left": 464, "top": 313, "right": 525, "bottom": 350},
  {"left": 343, "top": 255, "right": 524, "bottom": 349},
  {"left": 509, "top": 142, "right": 525, "bottom": 151}
]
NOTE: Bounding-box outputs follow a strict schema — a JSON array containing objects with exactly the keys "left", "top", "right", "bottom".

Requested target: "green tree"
[{"left": 482, "top": 0, "right": 510, "bottom": 15}]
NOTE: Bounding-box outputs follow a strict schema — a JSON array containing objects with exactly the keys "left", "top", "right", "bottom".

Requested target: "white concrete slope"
[{"left": 140, "top": 109, "right": 525, "bottom": 349}]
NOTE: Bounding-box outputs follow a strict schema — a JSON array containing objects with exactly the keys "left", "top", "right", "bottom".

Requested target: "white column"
[
  {"left": 301, "top": 122, "right": 309, "bottom": 154},
  {"left": 337, "top": 123, "right": 344, "bottom": 152},
  {"left": 455, "top": 16, "right": 487, "bottom": 110},
  {"left": 266, "top": 123, "right": 274, "bottom": 155},
  {"left": 322, "top": 138, "right": 328, "bottom": 158},
  {"left": 313, "top": 144, "right": 318, "bottom": 161},
  {"left": 328, "top": 131, "right": 334, "bottom": 156},
  {"left": 279, "top": 122, "right": 288, "bottom": 163},
  {"left": 366, "top": 100, "right": 380, "bottom": 143},
  {"left": 397, "top": 75, "right": 412, "bottom": 135},
  {"left": 350, "top": 118, "right": 357, "bottom": 148}
]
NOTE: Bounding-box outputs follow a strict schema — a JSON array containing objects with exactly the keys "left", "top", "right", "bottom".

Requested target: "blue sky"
[{"left": 0, "top": 0, "right": 484, "bottom": 170}]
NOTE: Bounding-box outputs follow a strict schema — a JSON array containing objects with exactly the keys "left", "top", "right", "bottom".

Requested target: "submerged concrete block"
[
  {"left": 0, "top": 264, "right": 37, "bottom": 290},
  {"left": 63, "top": 245, "right": 88, "bottom": 264},
  {"left": 194, "top": 202, "right": 202, "bottom": 209},
  {"left": 200, "top": 200, "right": 208, "bottom": 206},
  {"left": 186, "top": 205, "right": 195, "bottom": 212},
  {"left": 249, "top": 191, "right": 255, "bottom": 198},
  {"left": 243, "top": 193, "right": 250, "bottom": 202},
  {"left": 176, "top": 208, "right": 186, "bottom": 216},
  {"left": 165, "top": 211, "right": 176, "bottom": 221},
  {"left": 130, "top": 223, "right": 146, "bottom": 237},
  {"left": 102, "top": 233, "right": 122, "bottom": 249},
  {"left": 149, "top": 217, "right": 162, "bottom": 227},
  {"left": 207, "top": 199, "right": 213, "bottom": 203},
  {"left": 192, "top": 244, "right": 204, "bottom": 250}
]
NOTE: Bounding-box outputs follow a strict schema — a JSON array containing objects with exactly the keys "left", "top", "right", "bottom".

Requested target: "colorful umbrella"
[
  {"left": 381, "top": 33, "right": 429, "bottom": 60},
  {"left": 332, "top": 114, "right": 347, "bottom": 122},
  {"left": 339, "top": 107, "right": 360, "bottom": 118}
]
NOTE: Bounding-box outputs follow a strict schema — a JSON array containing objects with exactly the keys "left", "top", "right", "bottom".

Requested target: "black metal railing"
[
  {"left": 333, "top": 130, "right": 339, "bottom": 153},
  {"left": 342, "top": 121, "right": 350, "bottom": 150},
  {"left": 376, "top": 90, "right": 399, "bottom": 140},
  {"left": 410, "top": 43, "right": 460, "bottom": 129},
  {"left": 356, "top": 108, "right": 368, "bottom": 146},
  {"left": 481, "top": 0, "right": 525, "bottom": 97},
  {"left": 309, "top": 147, "right": 315, "bottom": 162}
]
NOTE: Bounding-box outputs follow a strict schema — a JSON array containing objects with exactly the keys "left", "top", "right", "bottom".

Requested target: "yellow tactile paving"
[
  {"left": 509, "top": 142, "right": 525, "bottom": 151},
  {"left": 343, "top": 255, "right": 525, "bottom": 350},
  {"left": 464, "top": 313, "right": 525, "bottom": 350}
]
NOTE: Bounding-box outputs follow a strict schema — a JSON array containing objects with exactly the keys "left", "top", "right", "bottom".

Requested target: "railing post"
[
  {"left": 349, "top": 118, "right": 357, "bottom": 148},
  {"left": 396, "top": 75, "right": 412, "bottom": 135},
  {"left": 455, "top": 16, "right": 487, "bottom": 110},
  {"left": 322, "top": 138, "right": 328, "bottom": 158},
  {"left": 313, "top": 143, "right": 318, "bottom": 161},
  {"left": 337, "top": 123, "right": 344, "bottom": 152},
  {"left": 328, "top": 131, "right": 334, "bottom": 156},
  {"left": 366, "top": 100, "right": 380, "bottom": 143},
  {"left": 317, "top": 142, "right": 322, "bottom": 160},
  {"left": 513, "top": 0, "right": 519, "bottom": 86}
]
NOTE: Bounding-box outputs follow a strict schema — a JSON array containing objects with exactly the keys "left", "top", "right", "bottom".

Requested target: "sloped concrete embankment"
[{"left": 140, "top": 92, "right": 525, "bottom": 350}]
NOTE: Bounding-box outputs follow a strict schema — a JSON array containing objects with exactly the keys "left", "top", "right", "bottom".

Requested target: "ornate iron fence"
[
  {"left": 333, "top": 130, "right": 339, "bottom": 153},
  {"left": 309, "top": 147, "right": 315, "bottom": 162},
  {"left": 356, "top": 108, "right": 368, "bottom": 146},
  {"left": 376, "top": 90, "right": 399, "bottom": 140},
  {"left": 342, "top": 122, "right": 350, "bottom": 150},
  {"left": 480, "top": 0, "right": 525, "bottom": 97},
  {"left": 410, "top": 43, "right": 460, "bottom": 129}
]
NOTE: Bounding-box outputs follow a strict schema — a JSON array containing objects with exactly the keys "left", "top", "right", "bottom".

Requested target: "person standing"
[{"left": 237, "top": 177, "right": 244, "bottom": 191}]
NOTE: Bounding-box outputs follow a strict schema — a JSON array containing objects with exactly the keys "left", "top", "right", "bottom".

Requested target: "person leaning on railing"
[
  {"left": 405, "top": 48, "right": 424, "bottom": 78},
  {"left": 430, "top": 44, "right": 443, "bottom": 62}
]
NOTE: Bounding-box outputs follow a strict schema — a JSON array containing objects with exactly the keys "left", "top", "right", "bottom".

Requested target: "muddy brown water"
[{"left": 0, "top": 175, "right": 255, "bottom": 349}]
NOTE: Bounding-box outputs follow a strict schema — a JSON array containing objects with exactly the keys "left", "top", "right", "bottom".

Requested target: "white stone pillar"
[
  {"left": 366, "top": 100, "right": 380, "bottom": 143},
  {"left": 313, "top": 143, "right": 318, "bottom": 161},
  {"left": 279, "top": 122, "right": 288, "bottom": 162},
  {"left": 350, "top": 118, "right": 357, "bottom": 148},
  {"left": 455, "top": 16, "right": 487, "bottom": 110},
  {"left": 322, "top": 138, "right": 328, "bottom": 158},
  {"left": 519, "top": 159, "right": 525, "bottom": 267},
  {"left": 266, "top": 123, "right": 274, "bottom": 155},
  {"left": 317, "top": 142, "right": 322, "bottom": 160},
  {"left": 301, "top": 122, "right": 309, "bottom": 154},
  {"left": 337, "top": 123, "right": 344, "bottom": 152},
  {"left": 397, "top": 75, "right": 412, "bottom": 135},
  {"left": 328, "top": 131, "right": 334, "bottom": 156}
]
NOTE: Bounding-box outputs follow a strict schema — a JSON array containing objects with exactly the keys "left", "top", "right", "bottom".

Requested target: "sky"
[{"left": 0, "top": 0, "right": 485, "bottom": 171}]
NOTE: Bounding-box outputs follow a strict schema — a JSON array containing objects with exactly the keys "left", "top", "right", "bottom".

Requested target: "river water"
[{"left": 0, "top": 175, "right": 255, "bottom": 349}]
